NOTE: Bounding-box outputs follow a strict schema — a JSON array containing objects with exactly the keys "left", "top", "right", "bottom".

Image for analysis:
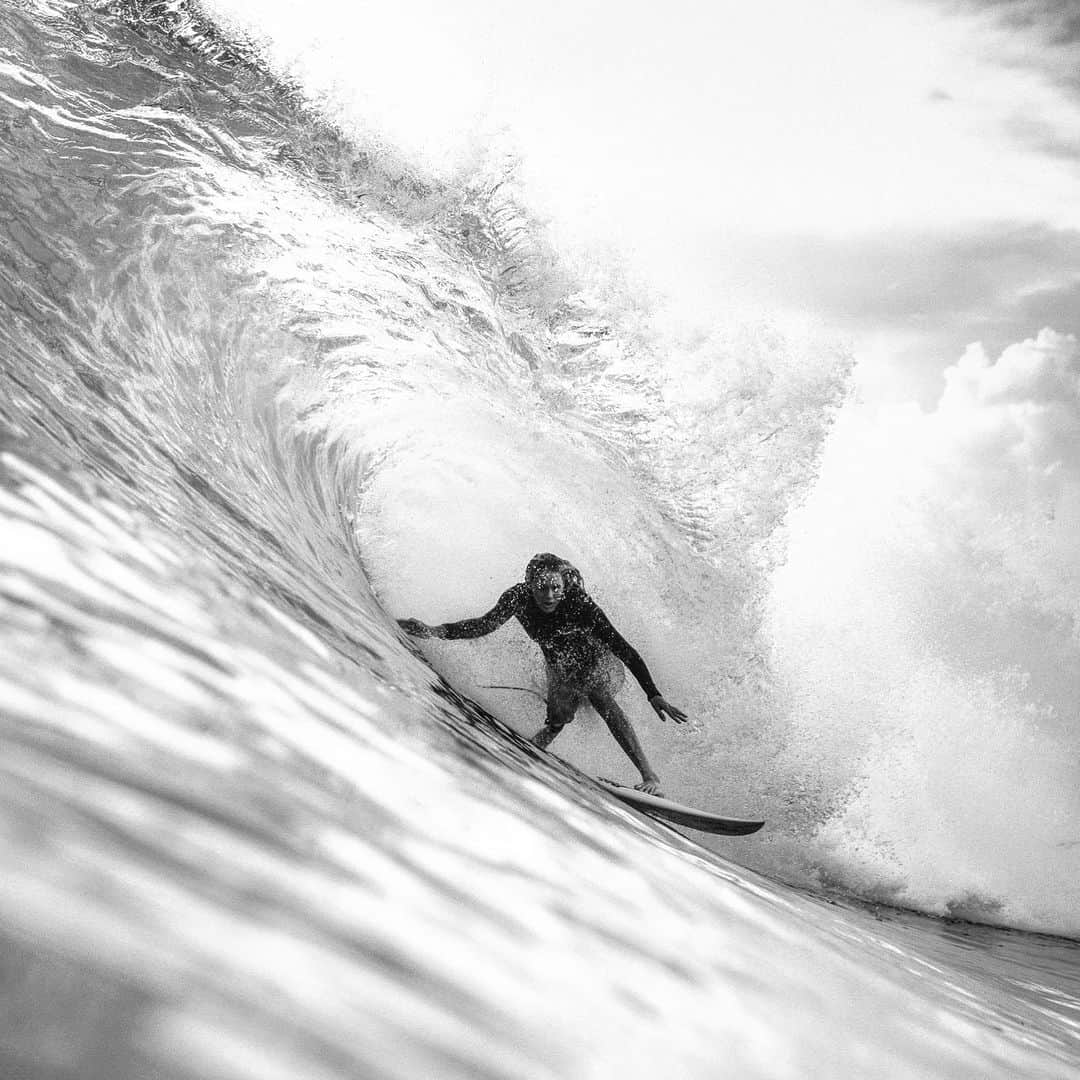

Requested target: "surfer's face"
[{"left": 531, "top": 571, "right": 565, "bottom": 613}]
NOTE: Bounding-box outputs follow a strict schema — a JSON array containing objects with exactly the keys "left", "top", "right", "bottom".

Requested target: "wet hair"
[{"left": 524, "top": 552, "right": 585, "bottom": 597}]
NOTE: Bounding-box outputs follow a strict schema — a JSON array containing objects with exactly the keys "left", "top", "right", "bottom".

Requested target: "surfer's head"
[{"left": 525, "top": 553, "right": 584, "bottom": 613}]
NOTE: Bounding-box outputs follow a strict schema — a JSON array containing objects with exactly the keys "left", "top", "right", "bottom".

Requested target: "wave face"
[{"left": 1, "top": 2, "right": 1079, "bottom": 1078}]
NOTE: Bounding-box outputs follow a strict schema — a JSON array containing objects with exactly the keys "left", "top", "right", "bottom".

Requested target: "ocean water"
[{"left": 1, "top": 2, "right": 1079, "bottom": 1077}]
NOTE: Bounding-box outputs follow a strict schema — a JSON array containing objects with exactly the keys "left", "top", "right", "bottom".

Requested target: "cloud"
[
  {"left": 937, "top": 329, "right": 1080, "bottom": 479},
  {"left": 928, "top": 332, "right": 1080, "bottom": 576},
  {"left": 926, "top": 0, "right": 1080, "bottom": 93},
  {"left": 793, "top": 326, "right": 1080, "bottom": 601},
  {"left": 1000, "top": 110, "right": 1080, "bottom": 160},
  {"left": 687, "top": 222, "right": 1080, "bottom": 389},
  {"left": 911, "top": 0, "right": 1080, "bottom": 174},
  {"left": 875, "top": 328, "right": 1080, "bottom": 606},
  {"left": 935, "top": 0, "right": 1080, "bottom": 48}
]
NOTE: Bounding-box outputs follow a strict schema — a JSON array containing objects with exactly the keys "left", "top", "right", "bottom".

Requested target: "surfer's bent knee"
[
  {"left": 544, "top": 702, "right": 576, "bottom": 732},
  {"left": 545, "top": 680, "right": 580, "bottom": 729}
]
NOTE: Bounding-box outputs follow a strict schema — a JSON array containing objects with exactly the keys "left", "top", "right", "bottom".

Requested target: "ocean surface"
[{"left": 1, "top": 2, "right": 1079, "bottom": 1077}]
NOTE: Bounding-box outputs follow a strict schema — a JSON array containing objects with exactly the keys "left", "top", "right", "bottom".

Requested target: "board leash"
[{"left": 478, "top": 683, "right": 548, "bottom": 704}]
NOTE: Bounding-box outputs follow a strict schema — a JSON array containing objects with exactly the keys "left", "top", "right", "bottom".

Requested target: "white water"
[{"left": 769, "top": 345, "right": 1080, "bottom": 934}]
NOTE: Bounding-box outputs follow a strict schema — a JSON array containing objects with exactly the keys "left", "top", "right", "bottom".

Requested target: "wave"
[
  {"left": 3, "top": 0, "right": 1075, "bottom": 935},
  {"left": 3, "top": 2, "right": 1080, "bottom": 1076},
  {"left": 0, "top": 0, "right": 1077, "bottom": 1043}
]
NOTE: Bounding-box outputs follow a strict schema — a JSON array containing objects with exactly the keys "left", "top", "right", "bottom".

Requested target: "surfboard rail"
[{"left": 596, "top": 779, "right": 765, "bottom": 836}]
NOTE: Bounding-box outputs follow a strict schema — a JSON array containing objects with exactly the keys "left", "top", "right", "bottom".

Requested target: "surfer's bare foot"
[{"left": 634, "top": 778, "right": 664, "bottom": 797}]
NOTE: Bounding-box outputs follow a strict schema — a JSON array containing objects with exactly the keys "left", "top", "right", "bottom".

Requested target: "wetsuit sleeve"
[
  {"left": 438, "top": 586, "right": 523, "bottom": 640},
  {"left": 589, "top": 604, "right": 662, "bottom": 700}
]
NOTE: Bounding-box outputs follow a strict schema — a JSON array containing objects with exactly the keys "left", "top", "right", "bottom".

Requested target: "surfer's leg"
[
  {"left": 531, "top": 680, "right": 580, "bottom": 749},
  {"left": 589, "top": 689, "right": 663, "bottom": 796}
]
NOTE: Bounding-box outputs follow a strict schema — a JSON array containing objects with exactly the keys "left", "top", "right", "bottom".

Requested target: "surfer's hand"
[
  {"left": 650, "top": 696, "right": 688, "bottom": 724},
  {"left": 398, "top": 618, "right": 433, "bottom": 638}
]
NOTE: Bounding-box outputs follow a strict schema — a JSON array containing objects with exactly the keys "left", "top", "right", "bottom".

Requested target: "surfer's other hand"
[
  {"left": 650, "top": 696, "right": 688, "bottom": 724},
  {"left": 398, "top": 618, "right": 433, "bottom": 638}
]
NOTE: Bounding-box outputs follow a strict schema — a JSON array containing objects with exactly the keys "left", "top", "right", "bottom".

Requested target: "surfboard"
[{"left": 596, "top": 779, "right": 765, "bottom": 836}]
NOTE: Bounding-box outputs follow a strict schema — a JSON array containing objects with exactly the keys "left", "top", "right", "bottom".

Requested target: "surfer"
[{"left": 398, "top": 552, "right": 687, "bottom": 795}]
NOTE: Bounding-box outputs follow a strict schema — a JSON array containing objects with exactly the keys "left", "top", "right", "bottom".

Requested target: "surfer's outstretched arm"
[
  {"left": 589, "top": 606, "right": 689, "bottom": 724},
  {"left": 398, "top": 586, "right": 522, "bottom": 641}
]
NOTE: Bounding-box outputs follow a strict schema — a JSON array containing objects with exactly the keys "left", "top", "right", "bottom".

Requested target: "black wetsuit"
[{"left": 439, "top": 583, "right": 661, "bottom": 700}]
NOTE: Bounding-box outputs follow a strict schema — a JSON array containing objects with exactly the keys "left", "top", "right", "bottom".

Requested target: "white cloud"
[
  {"left": 934, "top": 329, "right": 1080, "bottom": 504},
  {"left": 944, "top": 329, "right": 1079, "bottom": 410}
]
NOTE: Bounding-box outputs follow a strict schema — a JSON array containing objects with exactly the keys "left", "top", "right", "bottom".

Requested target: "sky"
[{"left": 209, "top": 0, "right": 1080, "bottom": 405}]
